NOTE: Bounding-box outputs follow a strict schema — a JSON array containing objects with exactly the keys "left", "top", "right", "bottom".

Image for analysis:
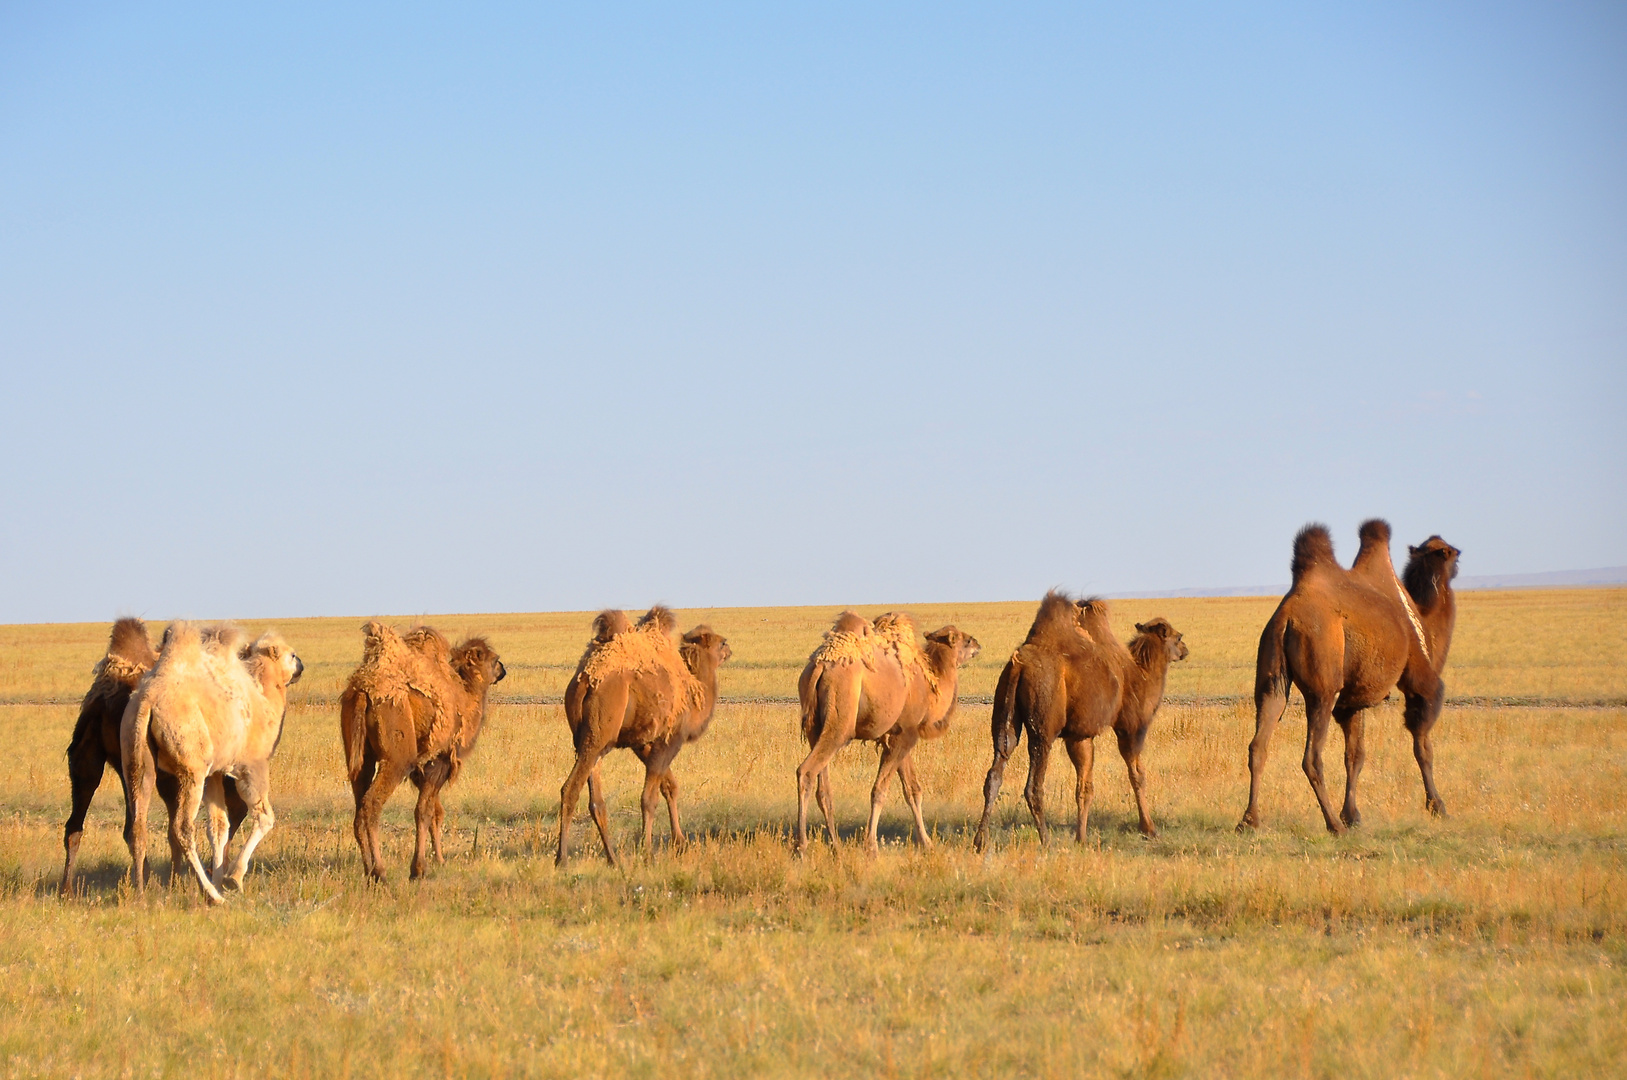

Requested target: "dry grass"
[{"left": 0, "top": 589, "right": 1622, "bottom": 1077}]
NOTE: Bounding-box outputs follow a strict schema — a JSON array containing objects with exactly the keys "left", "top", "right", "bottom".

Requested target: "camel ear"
[
  {"left": 1134, "top": 622, "right": 1148, "bottom": 634},
  {"left": 1408, "top": 544, "right": 1420, "bottom": 556}
]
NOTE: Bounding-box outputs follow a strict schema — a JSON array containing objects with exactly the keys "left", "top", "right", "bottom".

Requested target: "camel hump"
[
  {"left": 1291, "top": 524, "right": 1338, "bottom": 583},
  {"left": 1357, "top": 519, "right": 1391, "bottom": 546},
  {"left": 637, "top": 606, "right": 678, "bottom": 637},
  {"left": 106, "top": 618, "right": 156, "bottom": 668},
  {"left": 1027, "top": 590, "right": 1081, "bottom": 643},
  {"left": 592, "top": 609, "right": 632, "bottom": 643},
  {"left": 162, "top": 620, "right": 200, "bottom": 651},
  {"left": 402, "top": 625, "right": 452, "bottom": 663}
]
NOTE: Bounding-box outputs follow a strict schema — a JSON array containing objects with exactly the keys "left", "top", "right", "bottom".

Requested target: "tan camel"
[
  {"left": 340, "top": 623, "right": 506, "bottom": 880},
  {"left": 60, "top": 619, "right": 253, "bottom": 895},
  {"left": 794, "top": 612, "right": 981, "bottom": 854},
  {"left": 556, "top": 607, "right": 731, "bottom": 865},
  {"left": 121, "top": 623, "right": 303, "bottom": 903},
  {"left": 1238, "top": 520, "right": 1459, "bottom": 834},
  {"left": 972, "top": 593, "right": 1188, "bottom": 851}
]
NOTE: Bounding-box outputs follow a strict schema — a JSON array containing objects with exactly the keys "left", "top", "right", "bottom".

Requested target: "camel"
[
  {"left": 121, "top": 623, "right": 303, "bottom": 903},
  {"left": 1237, "top": 520, "right": 1460, "bottom": 834},
  {"left": 556, "top": 607, "right": 731, "bottom": 865},
  {"left": 972, "top": 593, "right": 1188, "bottom": 851},
  {"left": 794, "top": 612, "right": 981, "bottom": 854},
  {"left": 340, "top": 622, "right": 506, "bottom": 880},
  {"left": 60, "top": 619, "right": 255, "bottom": 895}
]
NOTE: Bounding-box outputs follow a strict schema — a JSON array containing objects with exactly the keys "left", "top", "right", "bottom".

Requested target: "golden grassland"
[{"left": 0, "top": 588, "right": 1622, "bottom": 1077}]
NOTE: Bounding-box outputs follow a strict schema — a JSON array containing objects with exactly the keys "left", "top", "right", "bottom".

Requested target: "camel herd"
[{"left": 56, "top": 519, "right": 1461, "bottom": 901}]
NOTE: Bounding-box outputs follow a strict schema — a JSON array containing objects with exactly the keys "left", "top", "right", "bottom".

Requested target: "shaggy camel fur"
[
  {"left": 340, "top": 623, "right": 506, "bottom": 880},
  {"left": 1238, "top": 521, "right": 1460, "bottom": 834},
  {"left": 557, "top": 607, "right": 730, "bottom": 865},
  {"left": 795, "top": 612, "right": 981, "bottom": 854},
  {"left": 60, "top": 619, "right": 252, "bottom": 895},
  {"left": 122, "top": 623, "right": 303, "bottom": 903},
  {"left": 972, "top": 593, "right": 1188, "bottom": 851}
]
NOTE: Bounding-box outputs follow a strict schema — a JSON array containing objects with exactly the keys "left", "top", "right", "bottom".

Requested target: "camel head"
[
  {"left": 1132, "top": 619, "right": 1188, "bottom": 664},
  {"left": 248, "top": 631, "right": 304, "bottom": 688},
  {"left": 680, "top": 625, "right": 732, "bottom": 669},
  {"left": 924, "top": 626, "right": 981, "bottom": 667},
  {"left": 1403, "top": 535, "right": 1461, "bottom": 610},
  {"left": 451, "top": 638, "right": 506, "bottom": 690}
]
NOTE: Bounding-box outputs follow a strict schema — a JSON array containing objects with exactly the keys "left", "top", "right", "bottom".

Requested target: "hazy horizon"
[{"left": 3, "top": 3, "right": 1623, "bottom": 624}]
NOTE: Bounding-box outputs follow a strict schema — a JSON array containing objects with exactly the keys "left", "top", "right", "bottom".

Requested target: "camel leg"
[
  {"left": 815, "top": 769, "right": 835, "bottom": 846},
  {"left": 358, "top": 758, "right": 410, "bottom": 882},
  {"left": 350, "top": 752, "right": 379, "bottom": 878},
  {"left": 1301, "top": 693, "right": 1345, "bottom": 835},
  {"left": 555, "top": 748, "right": 600, "bottom": 866},
  {"left": 203, "top": 775, "right": 231, "bottom": 887},
  {"left": 224, "top": 776, "right": 249, "bottom": 841},
  {"left": 220, "top": 763, "right": 274, "bottom": 892},
  {"left": 125, "top": 757, "right": 156, "bottom": 896},
  {"left": 636, "top": 743, "right": 683, "bottom": 852},
  {"left": 411, "top": 773, "right": 440, "bottom": 880},
  {"left": 1238, "top": 684, "right": 1289, "bottom": 831},
  {"left": 973, "top": 711, "right": 1022, "bottom": 853},
  {"left": 896, "top": 757, "right": 931, "bottom": 848},
  {"left": 61, "top": 745, "right": 107, "bottom": 897},
  {"left": 660, "top": 772, "right": 686, "bottom": 848},
  {"left": 430, "top": 794, "right": 446, "bottom": 862},
  {"left": 586, "top": 761, "right": 618, "bottom": 867},
  {"left": 863, "top": 736, "right": 915, "bottom": 854},
  {"left": 1116, "top": 728, "right": 1158, "bottom": 837},
  {"left": 169, "top": 770, "right": 226, "bottom": 904},
  {"left": 1335, "top": 707, "right": 1366, "bottom": 827},
  {"left": 1023, "top": 731, "right": 1055, "bottom": 845},
  {"left": 795, "top": 738, "right": 846, "bottom": 855},
  {"left": 1065, "top": 737, "right": 1096, "bottom": 843},
  {"left": 639, "top": 764, "right": 664, "bottom": 853},
  {"left": 1404, "top": 683, "right": 1448, "bottom": 817}
]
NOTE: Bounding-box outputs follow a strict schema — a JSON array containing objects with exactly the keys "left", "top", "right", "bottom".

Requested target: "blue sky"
[{"left": 2, "top": 2, "right": 1623, "bottom": 623}]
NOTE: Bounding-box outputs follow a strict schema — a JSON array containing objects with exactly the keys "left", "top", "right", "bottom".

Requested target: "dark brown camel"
[
  {"left": 972, "top": 593, "right": 1188, "bottom": 851},
  {"left": 1237, "top": 520, "right": 1460, "bottom": 834},
  {"left": 60, "top": 618, "right": 248, "bottom": 896},
  {"left": 794, "top": 612, "right": 981, "bottom": 854},
  {"left": 556, "top": 607, "right": 731, "bottom": 866},
  {"left": 341, "top": 623, "right": 506, "bottom": 880}
]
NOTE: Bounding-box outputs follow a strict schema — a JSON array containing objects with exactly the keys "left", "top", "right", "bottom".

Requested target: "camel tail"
[
  {"left": 1254, "top": 615, "right": 1289, "bottom": 702},
  {"left": 121, "top": 692, "right": 155, "bottom": 796},
  {"left": 1290, "top": 523, "right": 1336, "bottom": 584},
  {"left": 65, "top": 694, "right": 102, "bottom": 761},
  {"left": 990, "top": 653, "right": 1023, "bottom": 754},
  {"left": 340, "top": 689, "right": 367, "bottom": 782}
]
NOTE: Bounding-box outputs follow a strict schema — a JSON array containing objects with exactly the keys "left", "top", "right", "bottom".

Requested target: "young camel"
[
  {"left": 340, "top": 623, "right": 506, "bottom": 880},
  {"left": 1237, "top": 521, "right": 1460, "bottom": 834},
  {"left": 794, "top": 612, "right": 981, "bottom": 854},
  {"left": 121, "top": 623, "right": 303, "bottom": 903},
  {"left": 972, "top": 593, "right": 1188, "bottom": 851},
  {"left": 556, "top": 607, "right": 731, "bottom": 866},
  {"left": 60, "top": 619, "right": 253, "bottom": 895}
]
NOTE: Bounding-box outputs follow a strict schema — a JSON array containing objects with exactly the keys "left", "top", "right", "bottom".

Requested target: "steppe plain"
[{"left": 0, "top": 588, "right": 1622, "bottom": 1077}]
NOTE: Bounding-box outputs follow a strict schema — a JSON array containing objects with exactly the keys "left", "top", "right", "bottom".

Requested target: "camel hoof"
[
  {"left": 221, "top": 875, "right": 244, "bottom": 893},
  {"left": 1235, "top": 818, "right": 1257, "bottom": 834},
  {"left": 1140, "top": 828, "right": 1159, "bottom": 840},
  {"left": 1427, "top": 799, "right": 1448, "bottom": 818},
  {"left": 1341, "top": 812, "right": 1363, "bottom": 829}
]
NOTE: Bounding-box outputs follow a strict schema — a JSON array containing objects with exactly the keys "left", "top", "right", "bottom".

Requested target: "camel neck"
[{"left": 1125, "top": 641, "right": 1172, "bottom": 717}]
